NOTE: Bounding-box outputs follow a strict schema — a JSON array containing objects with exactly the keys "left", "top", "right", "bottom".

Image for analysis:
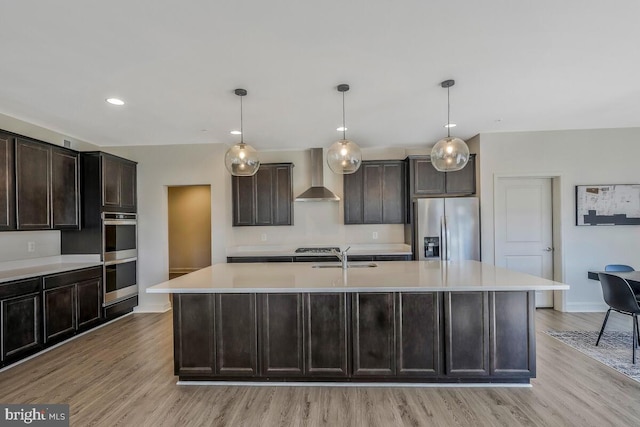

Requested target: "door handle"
[{"left": 543, "top": 247, "right": 553, "bottom": 252}]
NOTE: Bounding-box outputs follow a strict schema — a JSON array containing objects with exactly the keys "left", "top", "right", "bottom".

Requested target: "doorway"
[
  {"left": 494, "top": 177, "right": 555, "bottom": 308},
  {"left": 168, "top": 185, "right": 212, "bottom": 279}
]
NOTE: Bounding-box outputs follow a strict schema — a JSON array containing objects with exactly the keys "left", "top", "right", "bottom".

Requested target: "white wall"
[{"left": 477, "top": 128, "right": 640, "bottom": 312}]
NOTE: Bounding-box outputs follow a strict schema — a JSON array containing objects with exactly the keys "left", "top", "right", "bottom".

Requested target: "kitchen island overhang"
[{"left": 148, "top": 260, "right": 569, "bottom": 385}]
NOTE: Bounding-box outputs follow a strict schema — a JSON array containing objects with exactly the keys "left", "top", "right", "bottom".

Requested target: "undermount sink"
[{"left": 312, "top": 262, "right": 378, "bottom": 269}]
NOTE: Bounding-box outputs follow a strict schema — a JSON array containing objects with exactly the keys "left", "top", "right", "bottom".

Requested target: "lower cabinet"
[
  {"left": 43, "top": 267, "right": 103, "bottom": 344},
  {"left": 1, "top": 278, "right": 42, "bottom": 364},
  {"left": 173, "top": 290, "right": 535, "bottom": 382}
]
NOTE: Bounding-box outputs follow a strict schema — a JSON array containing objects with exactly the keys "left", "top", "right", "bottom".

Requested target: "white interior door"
[{"left": 495, "top": 177, "right": 554, "bottom": 307}]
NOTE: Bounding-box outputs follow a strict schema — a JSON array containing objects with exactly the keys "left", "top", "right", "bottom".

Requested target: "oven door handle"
[
  {"left": 104, "top": 257, "right": 137, "bottom": 266},
  {"left": 104, "top": 220, "right": 137, "bottom": 226}
]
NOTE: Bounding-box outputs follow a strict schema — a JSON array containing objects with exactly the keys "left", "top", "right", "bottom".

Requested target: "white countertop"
[
  {"left": 0, "top": 255, "right": 103, "bottom": 284},
  {"left": 226, "top": 243, "right": 412, "bottom": 257},
  {"left": 147, "top": 260, "right": 570, "bottom": 294}
]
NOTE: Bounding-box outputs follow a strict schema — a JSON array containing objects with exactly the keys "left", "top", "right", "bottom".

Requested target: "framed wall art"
[{"left": 576, "top": 184, "right": 640, "bottom": 225}]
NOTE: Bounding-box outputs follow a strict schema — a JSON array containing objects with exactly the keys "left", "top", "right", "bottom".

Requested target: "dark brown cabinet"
[
  {"left": 43, "top": 267, "right": 103, "bottom": 343},
  {"left": 352, "top": 292, "right": 396, "bottom": 376},
  {"left": 0, "top": 132, "right": 15, "bottom": 230},
  {"left": 215, "top": 293, "right": 258, "bottom": 376},
  {"left": 396, "top": 292, "right": 441, "bottom": 376},
  {"left": 15, "top": 138, "right": 79, "bottom": 230},
  {"left": 0, "top": 278, "right": 42, "bottom": 364},
  {"left": 261, "top": 293, "right": 304, "bottom": 376},
  {"left": 344, "top": 160, "right": 405, "bottom": 224},
  {"left": 305, "top": 293, "right": 349, "bottom": 376},
  {"left": 407, "top": 154, "right": 476, "bottom": 198},
  {"left": 173, "top": 294, "right": 215, "bottom": 376},
  {"left": 444, "top": 291, "right": 489, "bottom": 376},
  {"left": 232, "top": 163, "right": 293, "bottom": 226},
  {"left": 101, "top": 153, "right": 137, "bottom": 212}
]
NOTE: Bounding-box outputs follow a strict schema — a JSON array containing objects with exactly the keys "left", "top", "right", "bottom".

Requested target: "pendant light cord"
[
  {"left": 447, "top": 86, "right": 451, "bottom": 138},
  {"left": 240, "top": 95, "right": 244, "bottom": 144},
  {"left": 342, "top": 90, "right": 346, "bottom": 140}
]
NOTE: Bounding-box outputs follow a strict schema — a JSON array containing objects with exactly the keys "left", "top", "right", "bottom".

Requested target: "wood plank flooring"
[{"left": 1, "top": 309, "right": 639, "bottom": 426}]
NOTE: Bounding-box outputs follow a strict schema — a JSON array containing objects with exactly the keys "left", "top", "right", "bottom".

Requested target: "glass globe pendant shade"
[
  {"left": 327, "top": 139, "right": 362, "bottom": 174},
  {"left": 224, "top": 142, "right": 260, "bottom": 176},
  {"left": 430, "top": 137, "right": 470, "bottom": 172}
]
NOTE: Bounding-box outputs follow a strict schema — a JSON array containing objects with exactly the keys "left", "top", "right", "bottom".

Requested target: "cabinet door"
[
  {"left": 363, "top": 164, "right": 383, "bottom": 223},
  {"left": 343, "top": 166, "right": 364, "bottom": 224},
  {"left": 16, "top": 138, "right": 51, "bottom": 229},
  {"left": 51, "top": 148, "right": 79, "bottom": 229},
  {"left": 44, "top": 284, "right": 76, "bottom": 343},
  {"left": 412, "top": 158, "right": 445, "bottom": 196},
  {"left": 490, "top": 291, "right": 535, "bottom": 377},
  {"left": 382, "top": 162, "right": 405, "bottom": 224},
  {"left": 173, "top": 294, "right": 215, "bottom": 376},
  {"left": 255, "top": 167, "right": 273, "bottom": 225},
  {"left": 305, "top": 293, "right": 349, "bottom": 377},
  {"left": 215, "top": 294, "right": 257, "bottom": 376},
  {"left": 262, "top": 294, "right": 303, "bottom": 376},
  {"left": 232, "top": 175, "right": 255, "bottom": 226},
  {"left": 1, "top": 293, "right": 41, "bottom": 361},
  {"left": 445, "top": 155, "right": 475, "bottom": 195},
  {"left": 444, "top": 292, "right": 489, "bottom": 376},
  {"left": 352, "top": 292, "right": 395, "bottom": 376},
  {"left": 272, "top": 165, "right": 292, "bottom": 225},
  {"left": 102, "top": 155, "right": 121, "bottom": 208},
  {"left": 76, "top": 278, "right": 102, "bottom": 329},
  {"left": 0, "top": 132, "right": 15, "bottom": 230},
  {"left": 396, "top": 292, "right": 440, "bottom": 376},
  {"left": 119, "top": 161, "right": 137, "bottom": 211}
]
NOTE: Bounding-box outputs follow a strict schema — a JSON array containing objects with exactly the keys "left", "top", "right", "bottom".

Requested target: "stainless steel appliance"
[
  {"left": 414, "top": 198, "right": 480, "bottom": 261},
  {"left": 103, "top": 213, "right": 138, "bottom": 304},
  {"left": 294, "top": 247, "right": 340, "bottom": 254}
]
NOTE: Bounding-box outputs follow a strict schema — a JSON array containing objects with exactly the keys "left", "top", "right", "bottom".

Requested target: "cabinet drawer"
[
  {"left": 43, "top": 266, "right": 102, "bottom": 289},
  {"left": 0, "top": 278, "right": 41, "bottom": 300}
]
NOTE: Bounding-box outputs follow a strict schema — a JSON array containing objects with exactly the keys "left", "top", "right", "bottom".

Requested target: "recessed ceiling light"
[
  {"left": 336, "top": 126, "right": 347, "bottom": 132},
  {"left": 230, "top": 130, "right": 242, "bottom": 135},
  {"left": 444, "top": 123, "right": 457, "bottom": 128},
  {"left": 106, "top": 98, "right": 125, "bottom": 106}
]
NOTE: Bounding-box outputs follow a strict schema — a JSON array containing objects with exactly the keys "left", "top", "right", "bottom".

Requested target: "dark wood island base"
[{"left": 172, "top": 290, "right": 535, "bottom": 384}]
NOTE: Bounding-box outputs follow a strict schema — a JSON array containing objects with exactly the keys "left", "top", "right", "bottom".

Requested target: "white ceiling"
[{"left": 1, "top": 1, "right": 639, "bottom": 150}]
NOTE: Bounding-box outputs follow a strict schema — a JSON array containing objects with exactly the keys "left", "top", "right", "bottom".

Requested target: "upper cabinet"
[
  {"left": 0, "top": 132, "right": 16, "bottom": 230},
  {"left": 101, "top": 153, "right": 137, "bottom": 212},
  {"left": 15, "top": 138, "right": 79, "bottom": 230},
  {"left": 407, "top": 154, "right": 476, "bottom": 198},
  {"left": 344, "top": 160, "right": 406, "bottom": 224},
  {"left": 232, "top": 163, "right": 293, "bottom": 226}
]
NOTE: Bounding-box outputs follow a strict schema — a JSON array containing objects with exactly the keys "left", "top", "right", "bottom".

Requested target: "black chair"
[
  {"left": 597, "top": 273, "right": 640, "bottom": 363},
  {"left": 604, "top": 264, "right": 635, "bottom": 272}
]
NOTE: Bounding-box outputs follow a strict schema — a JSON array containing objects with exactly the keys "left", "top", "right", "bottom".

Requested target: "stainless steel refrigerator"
[{"left": 414, "top": 198, "right": 480, "bottom": 261}]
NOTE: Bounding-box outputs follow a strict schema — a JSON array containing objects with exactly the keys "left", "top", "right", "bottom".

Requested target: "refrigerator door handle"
[{"left": 440, "top": 215, "right": 447, "bottom": 261}]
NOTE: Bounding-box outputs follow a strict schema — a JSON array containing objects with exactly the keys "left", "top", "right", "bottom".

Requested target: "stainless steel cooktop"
[{"left": 294, "top": 247, "right": 340, "bottom": 254}]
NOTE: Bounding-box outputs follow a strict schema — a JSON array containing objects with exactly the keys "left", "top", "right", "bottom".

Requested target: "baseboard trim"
[
  {"left": 176, "top": 381, "right": 531, "bottom": 388},
  {"left": 565, "top": 302, "right": 608, "bottom": 312},
  {"left": 134, "top": 302, "right": 172, "bottom": 313}
]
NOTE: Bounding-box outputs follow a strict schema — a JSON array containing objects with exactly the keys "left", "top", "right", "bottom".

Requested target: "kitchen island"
[{"left": 147, "top": 260, "right": 568, "bottom": 385}]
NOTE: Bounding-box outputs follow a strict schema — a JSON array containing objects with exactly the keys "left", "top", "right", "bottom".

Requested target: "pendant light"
[
  {"left": 327, "top": 84, "right": 362, "bottom": 174},
  {"left": 224, "top": 88, "right": 260, "bottom": 176},
  {"left": 430, "top": 79, "right": 469, "bottom": 172}
]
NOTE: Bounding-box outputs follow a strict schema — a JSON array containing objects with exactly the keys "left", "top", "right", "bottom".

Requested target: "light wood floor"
[{"left": 1, "top": 309, "right": 639, "bottom": 426}]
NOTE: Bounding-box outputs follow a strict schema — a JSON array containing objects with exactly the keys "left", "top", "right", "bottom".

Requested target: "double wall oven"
[{"left": 103, "top": 213, "right": 138, "bottom": 305}]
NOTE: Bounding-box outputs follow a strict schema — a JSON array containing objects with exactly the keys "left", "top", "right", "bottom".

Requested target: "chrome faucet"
[{"left": 331, "top": 246, "right": 351, "bottom": 269}]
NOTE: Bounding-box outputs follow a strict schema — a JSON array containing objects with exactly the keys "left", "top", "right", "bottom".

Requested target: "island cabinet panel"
[
  {"left": 396, "top": 292, "right": 441, "bottom": 376},
  {"left": 305, "top": 293, "right": 349, "bottom": 377},
  {"left": 261, "top": 293, "right": 304, "bottom": 376},
  {"left": 0, "top": 132, "right": 15, "bottom": 230},
  {"left": 215, "top": 294, "right": 258, "bottom": 376},
  {"left": 16, "top": 138, "right": 51, "bottom": 229},
  {"left": 352, "top": 292, "right": 396, "bottom": 376},
  {"left": 490, "top": 291, "right": 536, "bottom": 377},
  {"left": 173, "top": 294, "right": 215, "bottom": 376},
  {"left": 1, "top": 278, "right": 42, "bottom": 363},
  {"left": 444, "top": 291, "right": 489, "bottom": 376}
]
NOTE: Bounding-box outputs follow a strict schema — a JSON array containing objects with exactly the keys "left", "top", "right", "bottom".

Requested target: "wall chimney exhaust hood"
[{"left": 295, "top": 148, "right": 340, "bottom": 202}]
